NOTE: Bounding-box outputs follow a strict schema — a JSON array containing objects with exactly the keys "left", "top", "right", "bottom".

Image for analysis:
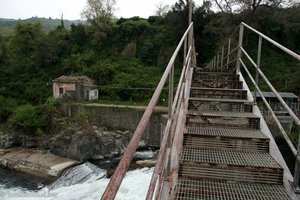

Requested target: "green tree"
[
  {"left": 9, "top": 104, "right": 47, "bottom": 135},
  {"left": 81, "top": 0, "right": 115, "bottom": 28},
  {"left": 0, "top": 96, "right": 17, "bottom": 122}
]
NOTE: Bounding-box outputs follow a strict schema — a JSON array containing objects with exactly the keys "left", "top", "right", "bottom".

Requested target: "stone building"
[{"left": 53, "top": 76, "right": 98, "bottom": 101}]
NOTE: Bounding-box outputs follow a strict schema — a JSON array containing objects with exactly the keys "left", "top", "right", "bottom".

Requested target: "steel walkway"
[
  {"left": 175, "top": 67, "right": 291, "bottom": 199},
  {"left": 101, "top": 19, "right": 300, "bottom": 200}
]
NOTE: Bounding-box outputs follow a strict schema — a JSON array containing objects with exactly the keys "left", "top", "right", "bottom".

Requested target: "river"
[{"left": 0, "top": 152, "right": 155, "bottom": 200}]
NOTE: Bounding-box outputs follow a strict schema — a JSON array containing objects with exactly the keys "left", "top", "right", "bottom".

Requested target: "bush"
[
  {"left": 9, "top": 104, "right": 47, "bottom": 135},
  {"left": 0, "top": 95, "right": 17, "bottom": 122}
]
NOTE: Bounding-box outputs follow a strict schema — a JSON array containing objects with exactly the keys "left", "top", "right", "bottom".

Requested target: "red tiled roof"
[{"left": 53, "top": 75, "right": 93, "bottom": 83}]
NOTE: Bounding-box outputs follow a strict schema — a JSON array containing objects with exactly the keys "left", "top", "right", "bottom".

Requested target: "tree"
[
  {"left": 155, "top": 2, "right": 170, "bottom": 17},
  {"left": 81, "top": 0, "right": 116, "bottom": 28},
  {"left": 213, "top": 0, "right": 297, "bottom": 13},
  {"left": 9, "top": 104, "right": 47, "bottom": 135},
  {"left": 213, "top": 0, "right": 234, "bottom": 13}
]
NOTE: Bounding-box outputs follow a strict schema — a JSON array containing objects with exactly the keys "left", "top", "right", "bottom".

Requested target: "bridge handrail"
[
  {"left": 207, "top": 21, "right": 300, "bottom": 191},
  {"left": 100, "top": 22, "right": 195, "bottom": 200},
  {"left": 241, "top": 22, "right": 300, "bottom": 62}
]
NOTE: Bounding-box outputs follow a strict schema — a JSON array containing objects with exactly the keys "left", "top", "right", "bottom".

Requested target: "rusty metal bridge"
[{"left": 101, "top": 9, "right": 300, "bottom": 200}]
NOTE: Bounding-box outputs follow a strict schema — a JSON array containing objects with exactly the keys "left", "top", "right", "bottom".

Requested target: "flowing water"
[{"left": 0, "top": 151, "right": 154, "bottom": 200}]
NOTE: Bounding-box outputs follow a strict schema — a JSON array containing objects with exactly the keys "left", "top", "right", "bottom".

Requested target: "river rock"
[
  {"left": 0, "top": 131, "right": 21, "bottom": 149},
  {"left": 48, "top": 126, "right": 133, "bottom": 161},
  {"left": 0, "top": 148, "right": 79, "bottom": 181}
]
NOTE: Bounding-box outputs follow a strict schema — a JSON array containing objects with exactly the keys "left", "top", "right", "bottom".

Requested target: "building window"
[
  {"left": 86, "top": 90, "right": 89, "bottom": 100},
  {"left": 59, "top": 87, "right": 64, "bottom": 98}
]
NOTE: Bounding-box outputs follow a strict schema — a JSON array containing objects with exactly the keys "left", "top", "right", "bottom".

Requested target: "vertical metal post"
[
  {"left": 188, "top": 0, "right": 192, "bottom": 49},
  {"left": 236, "top": 24, "right": 244, "bottom": 72},
  {"left": 188, "top": 0, "right": 192, "bottom": 26},
  {"left": 217, "top": 52, "right": 219, "bottom": 68},
  {"left": 192, "top": 27, "right": 196, "bottom": 68},
  {"left": 183, "top": 38, "right": 187, "bottom": 66},
  {"left": 221, "top": 47, "right": 224, "bottom": 68},
  {"left": 214, "top": 56, "right": 216, "bottom": 68},
  {"left": 254, "top": 36, "right": 262, "bottom": 104},
  {"left": 167, "top": 64, "right": 174, "bottom": 176},
  {"left": 227, "top": 38, "right": 231, "bottom": 68},
  {"left": 293, "top": 127, "right": 300, "bottom": 190}
]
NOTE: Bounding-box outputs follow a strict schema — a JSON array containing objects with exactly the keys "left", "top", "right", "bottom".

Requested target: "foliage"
[
  {"left": 9, "top": 104, "right": 47, "bottom": 135},
  {"left": 44, "top": 96, "right": 60, "bottom": 113},
  {"left": 0, "top": 0, "right": 300, "bottom": 129},
  {"left": 74, "top": 105, "right": 96, "bottom": 126},
  {"left": 212, "top": 0, "right": 299, "bottom": 14},
  {"left": 0, "top": 96, "right": 17, "bottom": 122},
  {"left": 0, "top": 17, "right": 78, "bottom": 36},
  {"left": 81, "top": 0, "right": 116, "bottom": 29}
]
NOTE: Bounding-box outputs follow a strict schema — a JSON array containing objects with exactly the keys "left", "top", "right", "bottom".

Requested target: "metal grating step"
[
  {"left": 188, "top": 111, "right": 258, "bottom": 118},
  {"left": 179, "top": 165, "right": 283, "bottom": 184},
  {"left": 183, "top": 135, "right": 269, "bottom": 152},
  {"left": 187, "top": 111, "right": 260, "bottom": 130},
  {"left": 192, "top": 79, "right": 243, "bottom": 89},
  {"left": 194, "top": 67, "right": 236, "bottom": 74},
  {"left": 190, "top": 88, "right": 247, "bottom": 100},
  {"left": 189, "top": 98, "right": 253, "bottom": 113},
  {"left": 181, "top": 146, "right": 281, "bottom": 169},
  {"left": 175, "top": 178, "right": 291, "bottom": 200},
  {"left": 185, "top": 126, "right": 268, "bottom": 140},
  {"left": 193, "top": 73, "right": 239, "bottom": 81}
]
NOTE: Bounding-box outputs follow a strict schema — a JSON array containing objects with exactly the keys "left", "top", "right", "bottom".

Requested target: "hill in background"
[{"left": 0, "top": 17, "right": 84, "bottom": 36}]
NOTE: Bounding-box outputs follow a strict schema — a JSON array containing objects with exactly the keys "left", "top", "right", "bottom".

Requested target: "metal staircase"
[
  {"left": 175, "top": 67, "right": 291, "bottom": 199},
  {"left": 100, "top": 14, "right": 300, "bottom": 200}
]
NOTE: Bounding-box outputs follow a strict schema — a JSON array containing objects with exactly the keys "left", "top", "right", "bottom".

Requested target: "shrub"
[
  {"left": 9, "top": 104, "right": 47, "bottom": 135},
  {"left": 0, "top": 96, "right": 17, "bottom": 122}
]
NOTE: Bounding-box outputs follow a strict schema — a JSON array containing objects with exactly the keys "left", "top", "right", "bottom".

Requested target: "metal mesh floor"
[
  {"left": 184, "top": 135, "right": 269, "bottom": 152},
  {"left": 190, "top": 88, "right": 247, "bottom": 100},
  {"left": 179, "top": 165, "right": 283, "bottom": 184},
  {"left": 189, "top": 97, "right": 250, "bottom": 103},
  {"left": 188, "top": 111, "right": 258, "bottom": 118},
  {"left": 184, "top": 126, "right": 268, "bottom": 139},
  {"left": 187, "top": 115, "right": 260, "bottom": 130},
  {"left": 192, "top": 80, "right": 243, "bottom": 90},
  {"left": 175, "top": 178, "right": 291, "bottom": 200},
  {"left": 193, "top": 73, "right": 239, "bottom": 81},
  {"left": 181, "top": 147, "right": 281, "bottom": 169},
  {"left": 194, "top": 67, "right": 236, "bottom": 74},
  {"left": 189, "top": 99, "right": 253, "bottom": 113}
]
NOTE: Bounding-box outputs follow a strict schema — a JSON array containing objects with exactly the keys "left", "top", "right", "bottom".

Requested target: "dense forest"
[{"left": 0, "top": 0, "right": 299, "bottom": 135}]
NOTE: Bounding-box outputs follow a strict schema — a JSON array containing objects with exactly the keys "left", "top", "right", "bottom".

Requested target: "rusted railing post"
[
  {"left": 227, "top": 38, "right": 231, "bottom": 68},
  {"left": 167, "top": 64, "right": 174, "bottom": 176},
  {"left": 236, "top": 23, "right": 244, "bottom": 72},
  {"left": 254, "top": 36, "right": 262, "bottom": 105},
  {"left": 221, "top": 46, "right": 224, "bottom": 68}
]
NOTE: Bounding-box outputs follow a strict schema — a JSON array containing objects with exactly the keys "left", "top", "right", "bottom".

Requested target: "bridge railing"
[
  {"left": 207, "top": 22, "right": 300, "bottom": 192},
  {"left": 101, "top": 22, "right": 196, "bottom": 200}
]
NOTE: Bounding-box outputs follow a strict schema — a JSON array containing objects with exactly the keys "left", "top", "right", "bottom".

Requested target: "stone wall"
[{"left": 62, "top": 104, "right": 168, "bottom": 147}]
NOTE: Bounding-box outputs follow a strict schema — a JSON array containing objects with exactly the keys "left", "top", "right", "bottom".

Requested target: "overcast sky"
[{"left": 0, "top": 0, "right": 201, "bottom": 20}]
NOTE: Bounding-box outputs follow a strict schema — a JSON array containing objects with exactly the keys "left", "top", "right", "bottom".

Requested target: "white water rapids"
[{"left": 0, "top": 151, "right": 155, "bottom": 200}]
